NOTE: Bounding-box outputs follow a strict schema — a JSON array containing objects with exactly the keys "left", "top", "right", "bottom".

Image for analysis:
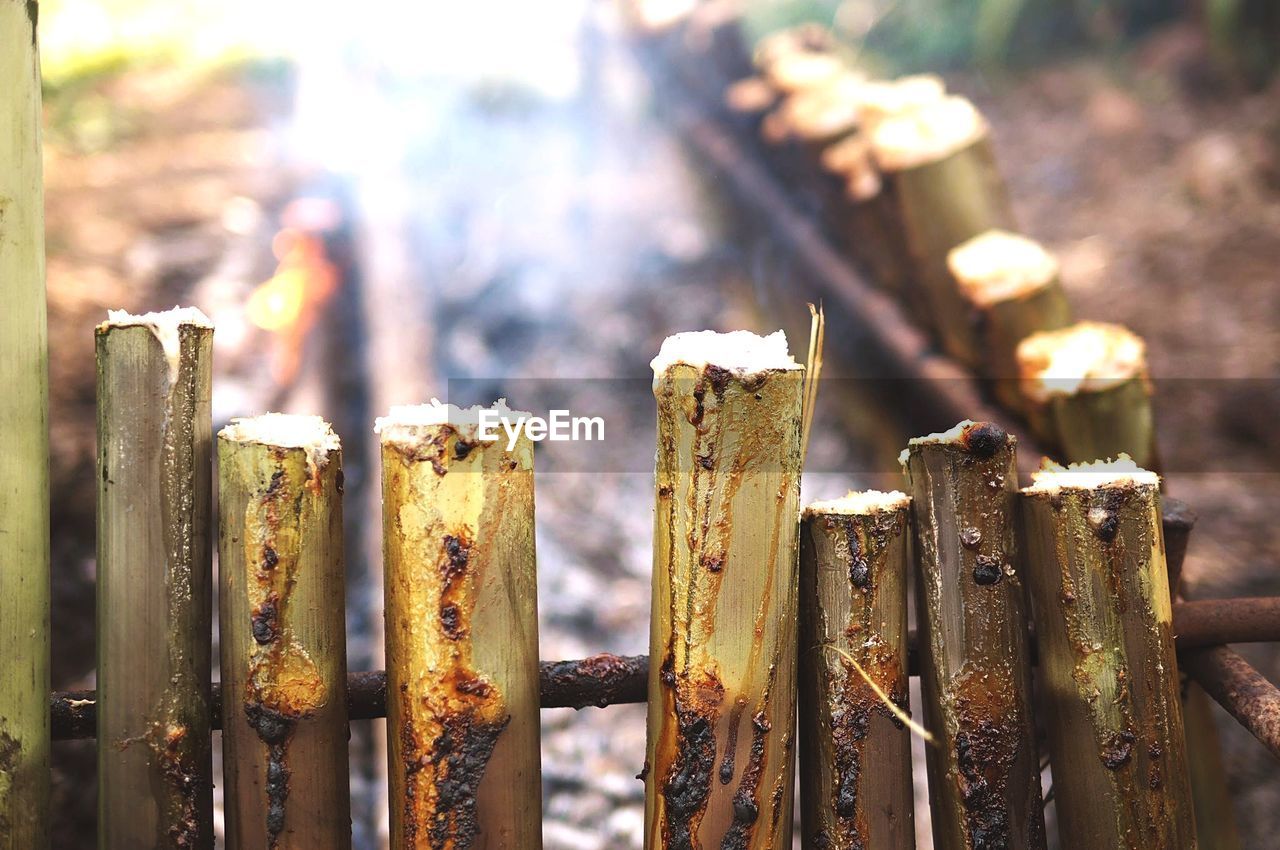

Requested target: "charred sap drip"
[{"left": 719, "top": 710, "right": 771, "bottom": 850}]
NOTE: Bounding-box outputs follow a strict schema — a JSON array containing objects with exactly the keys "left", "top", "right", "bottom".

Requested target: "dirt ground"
[{"left": 37, "top": 16, "right": 1280, "bottom": 850}]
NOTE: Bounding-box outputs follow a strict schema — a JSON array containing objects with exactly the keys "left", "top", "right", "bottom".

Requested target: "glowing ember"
[{"left": 246, "top": 200, "right": 342, "bottom": 384}]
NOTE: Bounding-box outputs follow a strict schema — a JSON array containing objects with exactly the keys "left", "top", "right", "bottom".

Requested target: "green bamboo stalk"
[
  {"left": 798, "top": 491, "right": 915, "bottom": 850},
  {"left": 379, "top": 401, "right": 542, "bottom": 849},
  {"left": 1015, "top": 321, "right": 1158, "bottom": 469},
  {"left": 96, "top": 308, "right": 214, "bottom": 849},
  {"left": 946, "top": 229, "right": 1073, "bottom": 399},
  {"left": 900, "top": 420, "right": 1045, "bottom": 850},
  {"left": 0, "top": 2, "right": 50, "bottom": 845},
  {"left": 872, "top": 97, "right": 1017, "bottom": 362},
  {"left": 218, "top": 415, "right": 351, "bottom": 849},
  {"left": 1020, "top": 457, "right": 1196, "bottom": 849},
  {"left": 644, "top": 330, "right": 804, "bottom": 850}
]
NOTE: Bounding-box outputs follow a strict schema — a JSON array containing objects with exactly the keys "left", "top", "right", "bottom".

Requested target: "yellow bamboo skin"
[
  {"left": 644, "top": 362, "right": 804, "bottom": 850},
  {"left": 218, "top": 433, "right": 351, "bottom": 849},
  {"left": 889, "top": 138, "right": 1016, "bottom": 364},
  {"left": 96, "top": 321, "right": 214, "bottom": 849},
  {"left": 1021, "top": 481, "right": 1196, "bottom": 849},
  {"left": 381, "top": 426, "right": 542, "bottom": 850},
  {"left": 798, "top": 504, "right": 915, "bottom": 850},
  {"left": 902, "top": 423, "right": 1045, "bottom": 850},
  {"left": 0, "top": 2, "right": 49, "bottom": 845}
]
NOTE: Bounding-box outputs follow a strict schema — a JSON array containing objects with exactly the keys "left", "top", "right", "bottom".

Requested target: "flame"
[{"left": 247, "top": 207, "right": 341, "bottom": 385}]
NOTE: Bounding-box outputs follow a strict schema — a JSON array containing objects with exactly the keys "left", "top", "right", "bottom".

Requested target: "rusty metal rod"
[
  {"left": 1173, "top": 598, "right": 1280, "bottom": 651},
  {"left": 49, "top": 597, "right": 1280, "bottom": 742},
  {"left": 1182, "top": 647, "right": 1280, "bottom": 760}
]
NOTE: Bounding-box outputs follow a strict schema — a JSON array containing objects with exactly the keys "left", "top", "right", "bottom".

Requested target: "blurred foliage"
[
  {"left": 39, "top": 0, "right": 293, "bottom": 91},
  {"left": 1206, "top": 0, "right": 1280, "bottom": 87},
  {"left": 741, "top": 0, "right": 1189, "bottom": 73}
]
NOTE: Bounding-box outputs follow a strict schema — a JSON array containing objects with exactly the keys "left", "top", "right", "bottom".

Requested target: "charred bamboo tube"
[
  {"left": 799, "top": 491, "right": 915, "bottom": 850},
  {"left": 1020, "top": 457, "right": 1196, "bottom": 849},
  {"left": 946, "top": 230, "right": 1072, "bottom": 399},
  {"left": 379, "top": 401, "right": 542, "bottom": 849},
  {"left": 900, "top": 421, "right": 1045, "bottom": 850},
  {"left": 872, "top": 97, "right": 1016, "bottom": 361},
  {"left": 1015, "top": 322, "right": 1157, "bottom": 468},
  {"left": 645, "top": 330, "right": 805, "bottom": 850},
  {"left": 96, "top": 309, "right": 214, "bottom": 848},
  {"left": 0, "top": 3, "right": 50, "bottom": 845},
  {"left": 218, "top": 415, "right": 351, "bottom": 849}
]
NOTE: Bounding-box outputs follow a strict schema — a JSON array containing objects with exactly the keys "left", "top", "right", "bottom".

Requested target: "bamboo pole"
[
  {"left": 946, "top": 229, "right": 1072, "bottom": 400},
  {"left": 900, "top": 420, "right": 1045, "bottom": 850},
  {"left": 218, "top": 415, "right": 351, "bottom": 849},
  {"left": 644, "top": 330, "right": 804, "bottom": 850},
  {"left": 379, "top": 401, "right": 542, "bottom": 849},
  {"left": 0, "top": 2, "right": 49, "bottom": 845},
  {"left": 798, "top": 491, "right": 915, "bottom": 850},
  {"left": 872, "top": 97, "right": 1017, "bottom": 360},
  {"left": 96, "top": 308, "right": 214, "bottom": 848},
  {"left": 1020, "top": 457, "right": 1196, "bottom": 849},
  {"left": 1015, "top": 321, "right": 1158, "bottom": 469}
]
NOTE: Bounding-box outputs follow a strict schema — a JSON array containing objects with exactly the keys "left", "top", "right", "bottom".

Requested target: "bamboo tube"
[
  {"left": 723, "top": 77, "right": 780, "bottom": 139},
  {"left": 0, "top": 3, "right": 49, "bottom": 846},
  {"left": 872, "top": 96, "right": 1016, "bottom": 359},
  {"left": 799, "top": 491, "right": 915, "bottom": 850},
  {"left": 1020, "top": 456, "right": 1196, "bottom": 849},
  {"left": 379, "top": 401, "right": 542, "bottom": 849},
  {"left": 759, "top": 50, "right": 845, "bottom": 96},
  {"left": 96, "top": 308, "right": 214, "bottom": 848},
  {"left": 900, "top": 421, "right": 1045, "bottom": 850},
  {"left": 1015, "top": 322, "right": 1157, "bottom": 468},
  {"left": 218, "top": 415, "right": 351, "bottom": 849},
  {"left": 852, "top": 75, "right": 946, "bottom": 136},
  {"left": 644, "top": 330, "right": 804, "bottom": 850},
  {"left": 946, "top": 230, "right": 1072, "bottom": 398}
]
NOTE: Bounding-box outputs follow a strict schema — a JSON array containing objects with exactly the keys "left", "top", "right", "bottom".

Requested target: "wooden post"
[
  {"left": 1020, "top": 457, "right": 1196, "bottom": 849},
  {"left": 872, "top": 96, "right": 1017, "bottom": 363},
  {"left": 946, "top": 229, "right": 1073, "bottom": 400},
  {"left": 644, "top": 330, "right": 804, "bottom": 850},
  {"left": 218, "top": 415, "right": 351, "bottom": 849},
  {"left": 96, "top": 308, "right": 214, "bottom": 848},
  {"left": 0, "top": 2, "right": 50, "bottom": 845},
  {"left": 379, "top": 401, "right": 542, "bottom": 849},
  {"left": 799, "top": 492, "right": 915, "bottom": 850},
  {"left": 1015, "top": 321, "right": 1158, "bottom": 469},
  {"left": 901, "top": 420, "right": 1045, "bottom": 850}
]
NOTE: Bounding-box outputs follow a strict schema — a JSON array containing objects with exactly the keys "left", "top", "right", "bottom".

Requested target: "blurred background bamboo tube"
[
  {"left": 798, "top": 491, "right": 915, "bottom": 850},
  {"left": 0, "top": 3, "right": 50, "bottom": 845},
  {"left": 1015, "top": 321, "right": 1158, "bottom": 468},
  {"left": 901, "top": 421, "right": 1046, "bottom": 850},
  {"left": 96, "top": 308, "right": 214, "bottom": 849},
  {"left": 218, "top": 415, "right": 351, "bottom": 849},
  {"left": 946, "top": 230, "right": 1073, "bottom": 401},
  {"left": 644, "top": 330, "right": 804, "bottom": 850},
  {"left": 378, "top": 401, "right": 542, "bottom": 849},
  {"left": 872, "top": 96, "right": 1017, "bottom": 361},
  {"left": 1020, "top": 457, "right": 1196, "bottom": 849}
]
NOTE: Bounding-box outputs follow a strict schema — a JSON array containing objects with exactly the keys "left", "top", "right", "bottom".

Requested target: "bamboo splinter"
[
  {"left": 644, "top": 330, "right": 804, "bottom": 850},
  {"left": 218, "top": 414, "right": 351, "bottom": 849},
  {"left": 799, "top": 491, "right": 915, "bottom": 850},
  {"left": 97, "top": 308, "right": 214, "bottom": 848},
  {"left": 1020, "top": 456, "right": 1196, "bottom": 849},
  {"left": 0, "top": 3, "right": 50, "bottom": 844},
  {"left": 379, "top": 401, "right": 542, "bottom": 849},
  {"left": 901, "top": 420, "right": 1046, "bottom": 850}
]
